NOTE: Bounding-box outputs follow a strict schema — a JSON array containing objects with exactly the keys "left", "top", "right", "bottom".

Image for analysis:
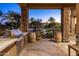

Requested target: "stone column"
[
  {"left": 76, "top": 4, "right": 79, "bottom": 45},
  {"left": 20, "top": 7, "right": 29, "bottom": 32},
  {"left": 76, "top": 4, "right": 79, "bottom": 34},
  {"left": 70, "top": 17, "right": 75, "bottom": 35},
  {"left": 70, "top": 8, "right": 76, "bottom": 35},
  {"left": 62, "top": 7, "right": 71, "bottom": 42}
]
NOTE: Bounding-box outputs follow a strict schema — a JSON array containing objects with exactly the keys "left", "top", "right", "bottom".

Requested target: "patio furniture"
[{"left": 68, "top": 44, "right": 79, "bottom": 56}]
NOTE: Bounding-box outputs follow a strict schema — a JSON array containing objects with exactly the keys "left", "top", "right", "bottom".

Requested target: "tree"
[
  {"left": 0, "top": 10, "right": 21, "bottom": 36},
  {"left": 43, "top": 17, "right": 56, "bottom": 38},
  {"left": 0, "top": 10, "right": 6, "bottom": 36},
  {"left": 29, "top": 18, "right": 42, "bottom": 32},
  {"left": 29, "top": 17, "right": 35, "bottom": 23},
  {"left": 48, "top": 17, "right": 56, "bottom": 28},
  {"left": 3, "top": 11, "right": 21, "bottom": 29},
  {"left": 54, "top": 22, "right": 61, "bottom": 32},
  {"left": 48, "top": 17, "right": 55, "bottom": 23},
  {"left": 0, "top": 10, "right": 3, "bottom": 16},
  {"left": 6, "top": 11, "right": 20, "bottom": 22}
]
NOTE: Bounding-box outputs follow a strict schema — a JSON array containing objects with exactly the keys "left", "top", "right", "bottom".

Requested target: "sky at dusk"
[{"left": 0, "top": 3, "right": 61, "bottom": 23}]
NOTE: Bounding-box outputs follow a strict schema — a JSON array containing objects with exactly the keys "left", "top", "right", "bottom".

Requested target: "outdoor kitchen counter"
[
  {"left": 0, "top": 38, "right": 17, "bottom": 52},
  {"left": 0, "top": 32, "right": 28, "bottom": 56},
  {"left": 0, "top": 32, "right": 28, "bottom": 52}
]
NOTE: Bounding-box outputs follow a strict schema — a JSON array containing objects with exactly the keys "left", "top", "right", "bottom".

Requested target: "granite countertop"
[{"left": 0, "top": 38, "right": 17, "bottom": 52}]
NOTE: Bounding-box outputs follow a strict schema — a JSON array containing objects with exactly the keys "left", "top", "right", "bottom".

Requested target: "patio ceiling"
[{"left": 19, "top": 3, "right": 76, "bottom": 9}]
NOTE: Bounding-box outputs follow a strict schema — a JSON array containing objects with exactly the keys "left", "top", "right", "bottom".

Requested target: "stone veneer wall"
[
  {"left": 20, "top": 8, "right": 28, "bottom": 32},
  {"left": 70, "top": 8, "right": 76, "bottom": 36},
  {"left": 76, "top": 4, "right": 79, "bottom": 34},
  {"left": 76, "top": 4, "right": 79, "bottom": 45},
  {"left": 62, "top": 7, "right": 71, "bottom": 42},
  {"left": 70, "top": 16, "right": 75, "bottom": 35}
]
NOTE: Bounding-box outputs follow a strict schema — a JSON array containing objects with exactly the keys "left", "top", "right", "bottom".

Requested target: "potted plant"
[
  {"left": 29, "top": 18, "right": 42, "bottom": 42},
  {"left": 54, "top": 22, "right": 62, "bottom": 42}
]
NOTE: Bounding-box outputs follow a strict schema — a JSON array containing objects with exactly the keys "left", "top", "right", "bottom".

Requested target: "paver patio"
[{"left": 19, "top": 36, "right": 76, "bottom": 56}]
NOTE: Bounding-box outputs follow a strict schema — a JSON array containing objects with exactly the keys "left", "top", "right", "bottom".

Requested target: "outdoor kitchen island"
[{"left": 0, "top": 32, "right": 28, "bottom": 56}]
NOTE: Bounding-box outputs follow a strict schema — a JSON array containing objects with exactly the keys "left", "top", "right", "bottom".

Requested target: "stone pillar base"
[
  {"left": 62, "top": 40, "right": 69, "bottom": 43},
  {"left": 62, "top": 37, "right": 69, "bottom": 43}
]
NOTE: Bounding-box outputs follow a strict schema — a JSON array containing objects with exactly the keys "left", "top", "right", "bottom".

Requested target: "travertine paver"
[{"left": 19, "top": 38, "right": 76, "bottom": 56}]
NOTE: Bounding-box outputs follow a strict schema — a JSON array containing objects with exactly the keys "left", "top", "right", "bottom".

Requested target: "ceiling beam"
[
  {"left": 18, "top": 3, "right": 27, "bottom": 8},
  {"left": 28, "top": 3, "right": 76, "bottom": 9},
  {"left": 18, "top": 3, "right": 76, "bottom": 9}
]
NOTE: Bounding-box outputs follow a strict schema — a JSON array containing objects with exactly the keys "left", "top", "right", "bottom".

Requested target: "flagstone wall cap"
[{"left": 0, "top": 38, "right": 17, "bottom": 52}]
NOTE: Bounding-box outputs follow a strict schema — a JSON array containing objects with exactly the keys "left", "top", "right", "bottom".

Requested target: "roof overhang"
[{"left": 18, "top": 3, "right": 76, "bottom": 9}]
